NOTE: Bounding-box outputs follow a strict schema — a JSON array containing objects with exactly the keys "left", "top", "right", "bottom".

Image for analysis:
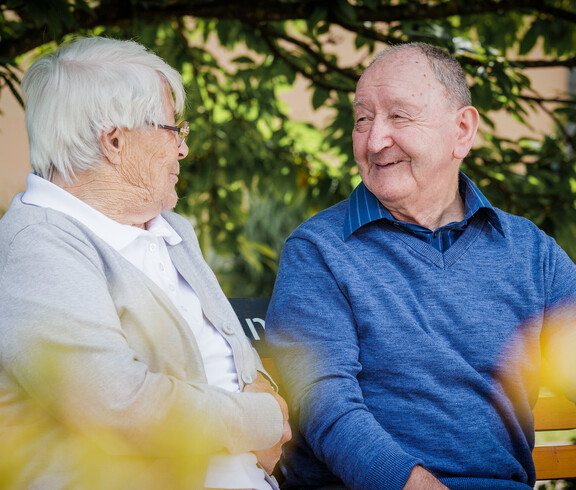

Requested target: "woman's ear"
[
  {"left": 453, "top": 106, "right": 480, "bottom": 160},
  {"left": 99, "top": 128, "right": 125, "bottom": 165}
]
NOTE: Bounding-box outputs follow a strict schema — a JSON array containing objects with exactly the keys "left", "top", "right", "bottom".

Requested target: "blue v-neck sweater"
[{"left": 267, "top": 194, "right": 576, "bottom": 489}]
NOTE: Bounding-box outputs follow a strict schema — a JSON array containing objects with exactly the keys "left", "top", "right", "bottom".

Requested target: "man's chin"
[{"left": 367, "top": 180, "right": 413, "bottom": 206}]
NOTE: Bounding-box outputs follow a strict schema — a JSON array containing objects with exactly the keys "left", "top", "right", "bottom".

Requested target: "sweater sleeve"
[
  {"left": 266, "top": 235, "right": 422, "bottom": 490},
  {"left": 0, "top": 222, "right": 283, "bottom": 459}
]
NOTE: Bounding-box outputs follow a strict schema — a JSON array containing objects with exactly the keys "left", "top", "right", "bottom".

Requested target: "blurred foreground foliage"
[{"left": 1, "top": 0, "right": 575, "bottom": 296}]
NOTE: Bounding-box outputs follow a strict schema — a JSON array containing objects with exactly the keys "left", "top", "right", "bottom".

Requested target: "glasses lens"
[{"left": 177, "top": 121, "right": 189, "bottom": 146}]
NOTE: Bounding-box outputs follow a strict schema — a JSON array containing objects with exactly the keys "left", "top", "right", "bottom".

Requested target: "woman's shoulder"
[
  {"left": 0, "top": 198, "right": 105, "bottom": 271},
  {"left": 2, "top": 197, "right": 90, "bottom": 240}
]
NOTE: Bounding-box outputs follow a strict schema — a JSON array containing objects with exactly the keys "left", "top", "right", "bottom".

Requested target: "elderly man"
[
  {"left": 0, "top": 37, "right": 289, "bottom": 489},
  {"left": 266, "top": 43, "right": 576, "bottom": 489}
]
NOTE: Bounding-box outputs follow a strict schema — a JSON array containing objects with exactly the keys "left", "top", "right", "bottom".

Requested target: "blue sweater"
[{"left": 266, "top": 194, "right": 576, "bottom": 489}]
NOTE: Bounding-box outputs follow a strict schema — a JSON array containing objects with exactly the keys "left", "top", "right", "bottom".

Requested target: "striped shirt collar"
[{"left": 343, "top": 172, "right": 504, "bottom": 240}]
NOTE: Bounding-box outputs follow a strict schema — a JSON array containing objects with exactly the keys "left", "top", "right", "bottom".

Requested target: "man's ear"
[
  {"left": 453, "top": 106, "right": 479, "bottom": 160},
  {"left": 99, "top": 127, "right": 125, "bottom": 165}
]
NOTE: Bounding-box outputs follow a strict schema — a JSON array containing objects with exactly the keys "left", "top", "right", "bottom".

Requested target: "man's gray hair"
[
  {"left": 371, "top": 43, "right": 472, "bottom": 108},
  {"left": 22, "top": 36, "right": 185, "bottom": 183}
]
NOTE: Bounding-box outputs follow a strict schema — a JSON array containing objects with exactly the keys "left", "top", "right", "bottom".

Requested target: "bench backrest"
[{"left": 230, "top": 297, "right": 576, "bottom": 482}]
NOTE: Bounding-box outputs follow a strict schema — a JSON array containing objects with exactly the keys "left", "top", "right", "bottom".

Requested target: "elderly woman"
[{"left": 0, "top": 37, "right": 289, "bottom": 489}]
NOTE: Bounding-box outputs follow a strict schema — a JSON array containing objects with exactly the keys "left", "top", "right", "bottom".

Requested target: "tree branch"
[
  {"left": 519, "top": 95, "right": 576, "bottom": 105},
  {"left": 354, "top": 0, "right": 576, "bottom": 24},
  {"left": 334, "top": 18, "right": 402, "bottom": 47},
  {"left": 459, "top": 55, "right": 576, "bottom": 70},
  {"left": 256, "top": 23, "right": 360, "bottom": 84},
  {"left": 261, "top": 33, "right": 345, "bottom": 93},
  {"left": 3, "top": 0, "right": 575, "bottom": 63},
  {"left": 512, "top": 58, "right": 576, "bottom": 69},
  {"left": 537, "top": 100, "right": 575, "bottom": 147}
]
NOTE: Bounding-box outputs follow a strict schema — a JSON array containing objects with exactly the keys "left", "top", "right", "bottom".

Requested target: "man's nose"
[{"left": 367, "top": 116, "right": 393, "bottom": 153}]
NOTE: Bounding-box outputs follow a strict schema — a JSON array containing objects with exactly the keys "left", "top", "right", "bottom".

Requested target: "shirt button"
[
  {"left": 149, "top": 243, "right": 158, "bottom": 252},
  {"left": 222, "top": 322, "right": 235, "bottom": 335},
  {"left": 159, "top": 263, "right": 165, "bottom": 272},
  {"left": 242, "top": 373, "right": 253, "bottom": 384}
]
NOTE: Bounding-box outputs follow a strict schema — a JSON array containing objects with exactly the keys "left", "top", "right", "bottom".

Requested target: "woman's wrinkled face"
[{"left": 118, "top": 83, "right": 188, "bottom": 214}]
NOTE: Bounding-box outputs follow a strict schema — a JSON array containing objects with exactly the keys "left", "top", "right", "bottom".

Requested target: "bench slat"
[
  {"left": 533, "top": 396, "right": 576, "bottom": 431},
  {"left": 533, "top": 445, "right": 576, "bottom": 479}
]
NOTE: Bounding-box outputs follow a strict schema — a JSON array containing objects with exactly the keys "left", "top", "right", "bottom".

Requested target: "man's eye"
[
  {"left": 355, "top": 116, "right": 374, "bottom": 125},
  {"left": 354, "top": 118, "right": 371, "bottom": 131}
]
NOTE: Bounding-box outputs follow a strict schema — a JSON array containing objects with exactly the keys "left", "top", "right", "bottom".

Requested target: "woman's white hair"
[{"left": 21, "top": 36, "right": 185, "bottom": 183}]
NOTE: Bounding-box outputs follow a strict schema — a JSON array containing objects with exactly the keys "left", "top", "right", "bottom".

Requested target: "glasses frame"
[{"left": 157, "top": 121, "right": 189, "bottom": 147}]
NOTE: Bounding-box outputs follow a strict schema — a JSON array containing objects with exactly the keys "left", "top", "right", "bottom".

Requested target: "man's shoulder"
[
  {"left": 493, "top": 207, "right": 552, "bottom": 240},
  {"left": 488, "top": 208, "right": 570, "bottom": 266},
  {"left": 289, "top": 200, "right": 348, "bottom": 241}
]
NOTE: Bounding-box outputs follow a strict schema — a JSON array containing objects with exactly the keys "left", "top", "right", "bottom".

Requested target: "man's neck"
[{"left": 384, "top": 189, "right": 465, "bottom": 231}]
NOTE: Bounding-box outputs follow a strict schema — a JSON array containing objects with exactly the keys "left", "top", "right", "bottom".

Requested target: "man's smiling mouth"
[{"left": 373, "top": 160, "right": 404, "bottom": 167}]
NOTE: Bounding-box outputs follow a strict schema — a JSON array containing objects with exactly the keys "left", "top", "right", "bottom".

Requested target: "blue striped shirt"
[{"left": 343, "top": 172, "right": 504, "bottom": 251}]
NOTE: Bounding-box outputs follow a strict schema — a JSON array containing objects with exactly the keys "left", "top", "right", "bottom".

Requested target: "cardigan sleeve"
[
  {"left": 266, "top": 235, "right": 422, "bottom": 490},
  {"left": 0, "top": 221, "right": 283, "bottom": 459}
]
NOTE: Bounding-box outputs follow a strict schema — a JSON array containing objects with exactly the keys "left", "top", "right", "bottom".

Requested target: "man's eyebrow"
[{"left": 353, "top": 98, "right": 375, "bottom": 111}]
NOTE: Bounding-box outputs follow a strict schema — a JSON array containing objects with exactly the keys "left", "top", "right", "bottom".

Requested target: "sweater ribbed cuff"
[{"left": 362, "top": 449, "right": 422, "bottom": 490}]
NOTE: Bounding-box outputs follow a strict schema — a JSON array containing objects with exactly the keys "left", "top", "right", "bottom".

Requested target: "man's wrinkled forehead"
[
  {"left": 354, "top": 49, "right": 449, "bottom": 105},
  {"left": 361, "top": 48, "right": 430, "bottom": 82}
]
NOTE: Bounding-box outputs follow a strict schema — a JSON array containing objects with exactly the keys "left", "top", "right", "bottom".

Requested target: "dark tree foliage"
[{"left": 1, "top": 0, "right": 575, "bottom": 298}]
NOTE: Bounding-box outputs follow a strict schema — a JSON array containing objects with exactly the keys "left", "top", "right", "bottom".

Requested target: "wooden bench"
[
  {"left": 230, "top": 297, "right": 576, "bottom": 483},
  {"left": 532, "top": 395, "right": 576, "bottom": 479}
]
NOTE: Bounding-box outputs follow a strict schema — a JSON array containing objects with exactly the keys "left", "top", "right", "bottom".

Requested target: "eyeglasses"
[{"left": 157, "top": 121, "right": 189, "bottom": 147}]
